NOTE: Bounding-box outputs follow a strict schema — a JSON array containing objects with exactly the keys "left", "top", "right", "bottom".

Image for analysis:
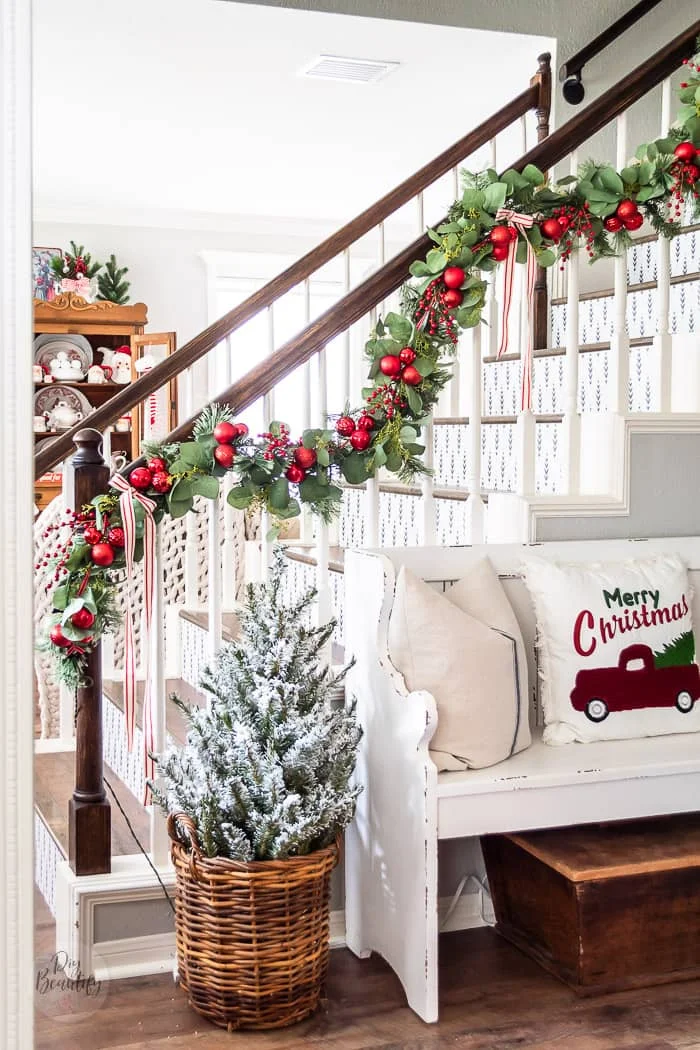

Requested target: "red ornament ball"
[
  {"left": 623, "top": 212, "right": 644, "bottom": 231},
  {"left": 151, "top": 471, "right": 172, "bottom": 493},
  {"left": 686, "top": 164, "right": 700, "bottom": 184},
  {"left": 442, "top": 266, "right": 465, "bottom": 289},
  {"left": 129, "top": 467, "right": 152, "bottom": 490},
  {"left": 213, "top": 444, "right": 235, "bottom": 468},
  {"left": 557, "top": 215, "right": 571, "bottom": 232},
  {"left": 379, "top": 355, "right": 402, "bottom": 378},
  {"left": 285, "top": 464, "right": 305, "bottom": 484},
  {"left": 234, "top": 422, "right": 249, "bottom": 438},
  {"left": 91, "top": 543, "right": 115, "bottom": 567},
  {"left": 49, "top": 624, "right": 70, "bottom": 648},
  {"left": 71, "top": 607, "right": 95, "bottom": 630},
  {"left": 399, "top": 346, "right": 416, "bottom": 365},
  {"left": 146, "top": 457, "right": 166, "bottom": 474},
  {"left": 350, "top": 429, "right": 371, "bottom": 451},
  {"left": 443, "top": 289, "right": 463, "bottom": 309},
  {"left": 541, "top": 218, "right": 564, "bottom": 241},
  {"left": 674, "top": 141, "right": 697, "bottom": 163},
  {"left": 213, "top": 421, "right": 237, "bottom": 445},
  {"left": 489, "top": 225, "right": 511, "bottom": 247},
  {"left": 616, "top": 198, "right": 639, "bottom": 221},
  {"left": 294, "top": 447, "right": 317, "bottom": 470},
  {"left": 401, "top": 365, "right": 422, "bottom": 386},
  {"left": 336, "top": 415, "right": 355, "bottom": 437},
  {"left": 357, "top": 414, "right": 375, "bottom": 431},
  {"left": 107, "top": 527, "right": 125, "bottom": 548},
  {"left": 83, "top": 526, "right": 102, "bottom": 546},
  {"left": 491, "top": 244, "right": 509, "bottom": 262},
  {"left": 604, "top": 215, "right": 623, "bottom": 233}
]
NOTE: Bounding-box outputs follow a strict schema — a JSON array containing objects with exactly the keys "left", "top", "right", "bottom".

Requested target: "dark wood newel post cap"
[
  {"left": 537, "top": 52, "right": 552, "bottom": 70},
  {"left": 72, "top": 428, "right": 106, "bottom": 465}
]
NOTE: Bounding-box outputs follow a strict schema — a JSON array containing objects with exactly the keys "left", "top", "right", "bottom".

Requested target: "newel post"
[
  {"left": 68, "top": 428, "right": 111, "bottom": 875},
  {"left": 531, "top": 52, "right": 552, "bottom": 351}
]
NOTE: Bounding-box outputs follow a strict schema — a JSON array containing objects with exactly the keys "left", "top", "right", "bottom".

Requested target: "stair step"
[
  {"left": 179, "top": 608, "right": 240, "bottom": 644},
  {"left": 34, "top": 750, "right": 150, "bottom": 858},
  {"left": 549, "top": 265, "right": 700, "bottom": 307},
  {"left": 104, "top": 676, "right": 206, "bottom": 749}
]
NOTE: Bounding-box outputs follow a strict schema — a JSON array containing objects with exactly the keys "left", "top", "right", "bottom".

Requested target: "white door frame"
[{"left": 1, "top": 0, "right": 36, "bottom": 1046}]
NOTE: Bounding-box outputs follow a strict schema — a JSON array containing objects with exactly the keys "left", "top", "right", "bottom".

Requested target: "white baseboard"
[
  {"left": 93, "top": 931, "right": 176, "bottom": 981},
  {"left": 34, "top": 737, "right": 75, "bottom": 754},
  {"left": 329, "top": 890, "right": 485, "bottom": 951}
]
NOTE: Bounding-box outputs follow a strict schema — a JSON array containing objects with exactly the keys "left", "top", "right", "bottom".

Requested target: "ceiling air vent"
[{"left": 300, "top": 54, "right": 399, "bottom": 85}]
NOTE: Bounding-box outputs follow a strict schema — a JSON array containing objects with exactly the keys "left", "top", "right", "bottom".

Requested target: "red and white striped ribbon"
[
  {"left": 109, "top": 473, "right": 157, "bottom": 803},
  {"left": 495, "top": 208, "right": 538, "bottom": 411}
]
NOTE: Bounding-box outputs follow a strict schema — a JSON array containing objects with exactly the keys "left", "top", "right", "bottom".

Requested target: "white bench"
[{"left": 343, "top": 538, "right": 700, "bottom": 1023}]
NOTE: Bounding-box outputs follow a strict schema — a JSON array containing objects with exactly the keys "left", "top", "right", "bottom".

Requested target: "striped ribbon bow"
[
  {"left": 109, "top": 473, "right": 157, "bottom": 802},
  {"left": 495, "top": 208, "right": 537, "bottom": 411}
]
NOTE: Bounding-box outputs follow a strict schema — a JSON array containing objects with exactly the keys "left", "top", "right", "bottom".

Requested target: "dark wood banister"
[
  {"left": 34, "top": 73, "right": 545, "bottom": 479},
  {"left": 152, "top": 19, "right": 700, "bottom": 448},
  {"left": 559, "top": 0, "right": 664, "bottom": 87}
]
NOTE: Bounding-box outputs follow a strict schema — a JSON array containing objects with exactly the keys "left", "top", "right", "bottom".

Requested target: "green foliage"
[
  {"left": 96, "top": 254, "right": 130, "bottom": 304},
  {"left": 151, "top": 551, "right": 362, "bottom": 860},
  {"left": 654, "top": 631, "right": 696, "bottom": 669}
]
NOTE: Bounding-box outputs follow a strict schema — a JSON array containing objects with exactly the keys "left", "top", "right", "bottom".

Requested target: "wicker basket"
[{"left": 167, "top": 813, "right": 340, "bottom": 1031}]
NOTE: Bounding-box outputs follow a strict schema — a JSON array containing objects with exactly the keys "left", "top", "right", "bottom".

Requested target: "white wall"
[{"left": 33, "top": 218, "right": 340, "bottom": 347}]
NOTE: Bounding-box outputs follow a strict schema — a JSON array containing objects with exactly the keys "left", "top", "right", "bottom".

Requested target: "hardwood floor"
[{"left": 33, "top": 898, "right": 700, "bottom": 1050}]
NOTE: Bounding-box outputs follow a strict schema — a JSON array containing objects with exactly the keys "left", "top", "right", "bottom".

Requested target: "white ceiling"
[{"left": 32, "top": 0, "right": 552, "bottom": 227}]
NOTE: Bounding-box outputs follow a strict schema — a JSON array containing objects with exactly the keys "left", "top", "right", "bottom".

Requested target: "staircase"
[{"left": 32, "top": 18, "right": 700, "bottom": 983}]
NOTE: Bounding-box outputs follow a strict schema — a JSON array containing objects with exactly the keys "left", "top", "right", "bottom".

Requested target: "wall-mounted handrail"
[
  {"left": 34, "top": 67, "right": 548, "bottom": 479},
  {"left": 559, "top": 0, "right": 665, "bottom": 104}
]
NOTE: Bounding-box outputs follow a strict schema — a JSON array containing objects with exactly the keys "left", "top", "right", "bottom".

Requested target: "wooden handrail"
[
  {"left": 150, "top": 21, "right": 700, "bottom": 447},
  {"left": 521, "top": 19, "right": 700, "bottom": 171},
  {"left": 559, "top": 0, "right": 664, "bottom": 99},
  {"left": 34, "top": 78, "right": 543, "bottom": 479}
]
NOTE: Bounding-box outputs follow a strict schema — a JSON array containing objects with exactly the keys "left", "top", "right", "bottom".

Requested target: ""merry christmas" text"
[{"left": 572, "top": 594, "right": 689, "bottom": 656}]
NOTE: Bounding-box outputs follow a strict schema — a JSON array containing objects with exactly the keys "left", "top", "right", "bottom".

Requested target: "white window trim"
[{"left": 1, "top": 0, "right": 36, "bottom": 1046}]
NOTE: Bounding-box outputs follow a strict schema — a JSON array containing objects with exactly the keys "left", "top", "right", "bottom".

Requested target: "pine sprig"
[{"left": 97, "top": 254, "right": 130, "bottom": 304}]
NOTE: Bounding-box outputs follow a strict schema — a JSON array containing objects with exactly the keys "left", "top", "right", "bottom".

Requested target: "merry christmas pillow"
[
  {"left": 523, "top": 553, "right": 700, "bottom": 745},
  {"left": 388, "top": 560, "right": 530, "bottom": 770}
]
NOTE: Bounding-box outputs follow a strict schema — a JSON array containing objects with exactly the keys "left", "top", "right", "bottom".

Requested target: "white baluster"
[
  {"left": 466, "top": 324, "right": 486, "bottom": 542},
  {"left": 342, "top": 249, "right": 351, "bottom": 405},
  {"left": 489, "top": 136, "right": 497, "bottom": 172},
  {"left": 207, "top": 491, "right": 222, "bottom": 663},
  {"left": 364, "top": 306, "right": 381, "bottom": 547},
  {"left": 655, "top": 78, "right": 673, "bottom": 412},
  {"left": 149, "top": 528, "right": 169, "bottom": 865},
  {"left": 300, "top": 280, "right": 314, "bottom": 545},
  {"left": 561, "top": 149, "right": 581, "bottom": 494},
  {"left": 220, "top": 338, "right": 238, "bottom": 608},
  {"left": 609, "top": 113, "right": 630, "bottom": 417},
  {"left": 183, "top": 366, "right": 199, "bottom": 606},
  {"left": 315, "top": 521, "right": 333, "bottom": 664},
  {"left": 421, "top": 422, "right": 436, "bottom": 545},
  {"left": 259, "top": 306, "right": 276, "bottom": 581}
]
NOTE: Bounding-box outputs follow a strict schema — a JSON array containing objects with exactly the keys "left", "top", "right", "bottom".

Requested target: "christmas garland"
[{"left": 41, "top": 50, "right": 700, "bottom": 687}]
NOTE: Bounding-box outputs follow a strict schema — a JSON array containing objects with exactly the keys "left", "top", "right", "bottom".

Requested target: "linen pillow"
[
  {"left": 523, "top": 553, "right": 700, "bottom": 745},
  {"left": 388, "top": 559, "right": 531, "bottom": 771}
]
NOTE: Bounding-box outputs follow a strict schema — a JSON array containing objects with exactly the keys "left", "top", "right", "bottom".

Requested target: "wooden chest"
[{"left": 481, "top": 813, "right": 700, "bottom": 995}]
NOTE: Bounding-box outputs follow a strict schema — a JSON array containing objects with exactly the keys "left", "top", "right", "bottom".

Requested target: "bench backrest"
[{"left": 359, "top": 537, "right": 700, "bottom": 726}]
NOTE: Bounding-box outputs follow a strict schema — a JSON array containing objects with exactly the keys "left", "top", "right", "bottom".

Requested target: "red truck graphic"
[{"left": 569, "top": 643, "right": 700, "bottom": 723}]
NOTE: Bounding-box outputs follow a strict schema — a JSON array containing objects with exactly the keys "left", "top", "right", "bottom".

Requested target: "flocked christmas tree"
[
  {"left": 151, "top": 550, "right": 362, "bottom": 860},
  {"left": 96, "top": 254, "right": 130, "bottom": 305}
]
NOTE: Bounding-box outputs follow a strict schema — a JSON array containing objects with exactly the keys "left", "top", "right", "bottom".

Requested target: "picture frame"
[{"left": 32, "top": 246, "right": 63, "bottom": 302}]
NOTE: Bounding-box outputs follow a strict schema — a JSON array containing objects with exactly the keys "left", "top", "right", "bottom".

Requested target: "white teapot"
[{"left": 50, "top": 400, "right": 83, "bottom": 430}]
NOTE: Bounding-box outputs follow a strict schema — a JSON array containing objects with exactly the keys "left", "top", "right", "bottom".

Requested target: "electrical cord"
[{"left": 103, "top": 774, "right": 176, "bottom": 914}]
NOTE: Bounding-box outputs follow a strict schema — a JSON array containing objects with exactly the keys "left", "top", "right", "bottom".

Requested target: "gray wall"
[{"left": 537, "top": 432, "right": 700, "bottom": 542}]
